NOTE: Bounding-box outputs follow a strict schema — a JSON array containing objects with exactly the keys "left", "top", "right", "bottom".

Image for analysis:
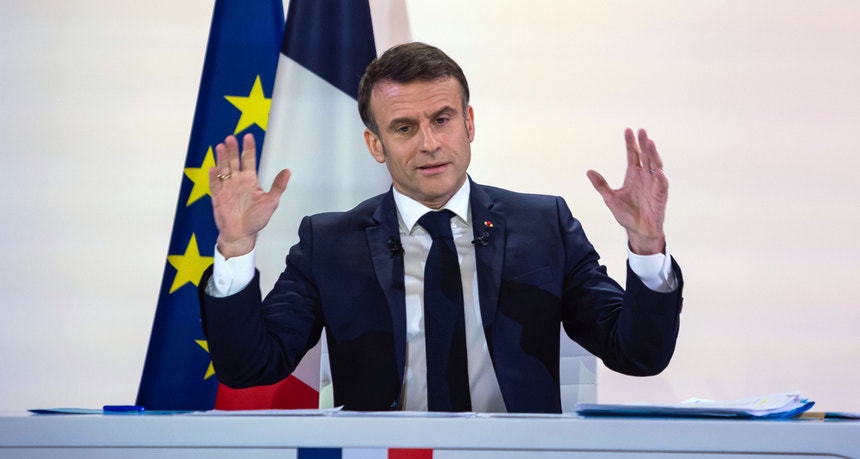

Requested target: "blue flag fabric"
[
  {"left": 282, "top": 0, "right": 377, "bottom": 99},
  {"left": 136, "top": 0, "right": 284, "bottom": 411}
]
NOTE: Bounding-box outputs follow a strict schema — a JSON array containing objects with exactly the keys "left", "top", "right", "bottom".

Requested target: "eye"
[
  {"left": 434, "top": 116, "right": 450, "bottom": 125},
  {"left": 395, "top": 125, "right": 412, "bottom": 134}
]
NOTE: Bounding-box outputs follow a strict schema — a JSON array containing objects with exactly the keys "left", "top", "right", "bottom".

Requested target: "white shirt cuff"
[
  {"left": 206, "top": 245, "right": 256, "bottom": 297},
  {"left": 627, "top": 243, "right": 677, "bottom": 293}
]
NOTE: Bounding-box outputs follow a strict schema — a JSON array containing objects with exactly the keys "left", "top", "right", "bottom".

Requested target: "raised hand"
[
  {"left": 209, "top": 133, "right": 291, "bottom": 258},
  {"left": 586, "top": 128, "right": 668, "bottom": 255}
]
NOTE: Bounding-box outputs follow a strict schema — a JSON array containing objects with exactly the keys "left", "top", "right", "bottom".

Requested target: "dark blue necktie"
[{"left": 418, "top": 210, "right": 472, "bottom": 412}]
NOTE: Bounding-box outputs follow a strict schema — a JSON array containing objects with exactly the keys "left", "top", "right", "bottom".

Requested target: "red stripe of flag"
[
  {"left": 389, "top": 449, "right": 433, "bottom": 459},
  {"left": 215, "top": 376, "right": 318, "bottom": 410}
]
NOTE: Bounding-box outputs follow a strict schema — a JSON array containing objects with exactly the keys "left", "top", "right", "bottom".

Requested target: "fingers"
[
  {"left": 211, "top": 138, "right": 234, "bottom": 195},
  {"left": 623, "top": 128, "right": 665, "bottom": 175},
  {"left": 211, "top": 133, "right": 289, "bottom": 199},
  {"left": 240, "top": 133, "right": 257, "bottom": 173},
  {"left": 269, "top": 169, "right": 292, "bottom": 198},
  {"left": 208, "top": 166, "right": 222, "bottom": 194},
  {"left": 215, "top": 134, "right": 258, "bottom": 174},
  {"left": 586, "top": 169, "right": 612, "bottom": 202},
  {"left": 638, "top": 129, "right": 663, "bottom": 172},
  {"left": 624, "top": 128, "right": 640, "bottom": 169},
  {"left": 634, "top": 128, "right": 664, "bottom": 173},
  {"left": 218, "top": 135, "right": 241, "bottom": 173},
  {"left": 211, "top": 134, "right": 256, "bottom": 196}
]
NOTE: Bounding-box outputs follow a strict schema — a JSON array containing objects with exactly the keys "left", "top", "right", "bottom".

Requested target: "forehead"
[{"left": 370, "top": 77, "right": 463, "bottom": 121}]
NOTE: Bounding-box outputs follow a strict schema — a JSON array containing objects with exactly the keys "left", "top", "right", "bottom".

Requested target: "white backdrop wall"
[{"left": 1, "top": 1, "right": 858, "bottom": 412}]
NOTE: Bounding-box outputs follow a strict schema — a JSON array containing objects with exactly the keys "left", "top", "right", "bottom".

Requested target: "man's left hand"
[{"left": 587, "top": 128, "right": 668, "bottom": 255}]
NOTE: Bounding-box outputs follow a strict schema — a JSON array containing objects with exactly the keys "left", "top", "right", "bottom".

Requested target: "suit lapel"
[
  {"left": 366, "top": 190, "right": 407, "bottom": 385},
  {"left": 469, "top": 180, "right": 505, "bottom": 332}
]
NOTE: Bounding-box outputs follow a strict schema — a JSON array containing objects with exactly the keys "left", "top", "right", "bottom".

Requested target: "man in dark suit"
[{"left": 201, "top": 42, "right": 683, "bottom": 413}]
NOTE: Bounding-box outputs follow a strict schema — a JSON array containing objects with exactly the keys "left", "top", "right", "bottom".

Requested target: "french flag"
[
  {"left": 214, "top": 0, "right": 410, "bottom": 410},
  {"left": 296, "top": 448, "right": 432, "bottom": 459}
]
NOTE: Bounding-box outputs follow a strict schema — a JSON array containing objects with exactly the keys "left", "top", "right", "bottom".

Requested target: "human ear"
[
  {"left": 364, "top": 129, "right": 386, "bottom": 163},
  {"left": 465, "top": 105, "right": 476, "bottom": 142}
]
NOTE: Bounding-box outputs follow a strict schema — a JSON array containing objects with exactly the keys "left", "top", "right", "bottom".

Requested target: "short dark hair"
[{"left": 358, "top": 42, "right": 470, "bottom": 136}]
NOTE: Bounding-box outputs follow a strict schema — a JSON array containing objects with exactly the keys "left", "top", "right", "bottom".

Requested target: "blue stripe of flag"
[
  {"left": 298, "top": 448, "right": 342, "bottom": 459},
  {"left": 281, "top": 0, "right": 377, "bottom": 99}
]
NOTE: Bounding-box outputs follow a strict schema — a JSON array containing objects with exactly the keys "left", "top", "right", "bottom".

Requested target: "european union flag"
[
  {"left": 136, "top": 0, "right": 284, "bottom": 411},
  {"left": 215, "top": 0, "right": 406, "bottom": 410}
]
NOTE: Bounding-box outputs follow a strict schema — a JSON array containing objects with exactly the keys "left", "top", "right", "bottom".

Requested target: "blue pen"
[{"left": 103, "top": 405, "right": 145, "bottom": 413}]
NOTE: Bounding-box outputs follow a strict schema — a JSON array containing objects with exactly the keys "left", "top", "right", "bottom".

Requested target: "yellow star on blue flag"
[
  {"left": 225, "top": 75, "right": 271, "bottom": 134},
  {"left": 183, "top": 147, "right": 215, "bottom": 206},
  {"left": 195, "top": 340, "right": 216, "bottom": 380},
  {"left": 166, "top": 234, "right": 213, "bottom": 294}
]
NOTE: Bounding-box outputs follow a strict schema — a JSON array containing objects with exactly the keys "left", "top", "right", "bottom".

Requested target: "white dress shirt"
[
  {"left": 392, "top": 181, "right": 506, "bottom": 411},
  {"left": 208, "top": 181, "right": 675, "bottom": 412}
]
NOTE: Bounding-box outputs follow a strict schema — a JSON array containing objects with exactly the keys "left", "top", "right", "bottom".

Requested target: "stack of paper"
[{"left": 575, "top": 392, "right": 814, "bottom": 419}]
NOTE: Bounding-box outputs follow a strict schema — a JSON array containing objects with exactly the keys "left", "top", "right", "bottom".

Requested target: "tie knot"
[{"left": 418, "top": 210, "right": 455, "bottom": 240}]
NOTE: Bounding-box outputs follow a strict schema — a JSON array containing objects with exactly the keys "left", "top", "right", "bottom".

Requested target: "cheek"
[{"left": 388, "top": 145, "right": 418, "bottom": 168}]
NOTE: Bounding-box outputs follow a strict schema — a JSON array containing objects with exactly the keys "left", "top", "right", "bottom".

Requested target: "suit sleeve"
[
  {"left": 199, "top": 216, "right": 325, "bottom": 388},
  {"left": 558, "top": 197, "right": 684, "bottom": 376}
]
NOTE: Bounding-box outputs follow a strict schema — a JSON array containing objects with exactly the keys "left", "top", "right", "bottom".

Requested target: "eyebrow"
[{"left": 430, "top": 105, "right": 458, "bottom": 120}]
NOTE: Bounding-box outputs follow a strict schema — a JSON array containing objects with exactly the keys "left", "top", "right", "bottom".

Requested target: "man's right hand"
[{"left": 209, "top": 133, "right": 291, "bottom": 259}]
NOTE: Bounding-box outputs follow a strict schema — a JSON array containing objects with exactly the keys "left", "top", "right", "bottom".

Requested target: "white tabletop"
[{"left": 1, "top": 411, "right": 857, "bottom": 458}]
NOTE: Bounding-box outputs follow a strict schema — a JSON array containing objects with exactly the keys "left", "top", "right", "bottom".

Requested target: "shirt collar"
[{"left": 393, "top": 179, "right": 472, "bottom": 234}]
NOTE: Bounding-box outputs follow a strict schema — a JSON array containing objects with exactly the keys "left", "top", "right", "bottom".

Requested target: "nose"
[{"left": 419, "top": 123, "right": 439, "bottom": 153}]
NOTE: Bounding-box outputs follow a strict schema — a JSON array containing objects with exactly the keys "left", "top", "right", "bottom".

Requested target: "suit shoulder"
[
  {"left": 304, "top": 192, "right": 386, "bottom": 229},
  {"left": 479, "top": 183, "right": 567, "bottom": 210}
]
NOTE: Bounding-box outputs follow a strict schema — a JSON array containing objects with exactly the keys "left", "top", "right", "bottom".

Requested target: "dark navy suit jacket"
[{"left": 200, "top": 179, "right": 683, "bottom": 413}]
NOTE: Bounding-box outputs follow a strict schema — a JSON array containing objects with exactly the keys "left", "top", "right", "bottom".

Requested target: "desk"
[{"left": 1, "top": 412, "right": 857, "bottom": 458}]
